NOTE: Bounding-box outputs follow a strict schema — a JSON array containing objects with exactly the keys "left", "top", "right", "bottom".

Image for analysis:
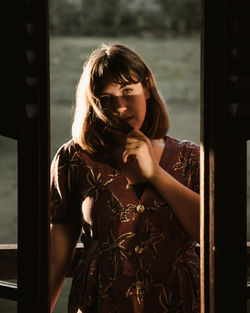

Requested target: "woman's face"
[{"left": 100, "top": 81, "right": 150, "bottom": 130}]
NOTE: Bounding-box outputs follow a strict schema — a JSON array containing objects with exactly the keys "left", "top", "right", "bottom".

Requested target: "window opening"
[
  {"left": 0, "top": 136, "right": 17, "bottom": 244},
  {"left": 49, "top": 2, "right": 200, "bottom": 311},
  {"left": 0, "top": 137, "right": 17, "bottom": 313}
]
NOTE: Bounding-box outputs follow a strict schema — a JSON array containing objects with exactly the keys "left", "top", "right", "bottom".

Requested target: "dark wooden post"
[
  {"left": 201, "top": 0, "right": 250, "bottom": 312},
  {"left": 0, "top": 0, "right": 50, "bottom": 312},
  {"left": 17, "top": 0, "right": 50, "bottom": 312}
]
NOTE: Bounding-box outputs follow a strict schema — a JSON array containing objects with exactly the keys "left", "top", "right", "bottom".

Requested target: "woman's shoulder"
[
  {"left": 165, "top": 135, "right": 200, "bottom": 191},
  {"left": 52, "top": 139, "right": 76, "bottom": 160},
  {"left": 52, "top": 139, "right": 110, "bottom": 169},
  {"left": 166, "top": 135, "right": 199, "bottom": 147},
  {"left": 164, "top": 135, "right": 200, "bottom": 165},
  {"left": 166, "top": 135, "right": 199, "bottom": 153},
  {"left": 53, "top": 139, "right": 90, "bottom": 159}
]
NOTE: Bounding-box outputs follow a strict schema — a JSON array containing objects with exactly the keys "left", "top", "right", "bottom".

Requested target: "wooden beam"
[
  {"left": 17, "top": 0, "right": 50, "bottom": 312},
  {"left": 1, "top": 243, "right": 250, "bottom": 281},
  {"left": 201, "top": 0, "right": 249, "bottom": 312},
  {"left": 0, "top": 281, "right": 18, "bottom": 301}
]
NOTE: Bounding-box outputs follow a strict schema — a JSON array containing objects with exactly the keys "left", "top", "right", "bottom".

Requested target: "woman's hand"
[{"left": 122, "top": 129, "right": 158, "bottom": 179}]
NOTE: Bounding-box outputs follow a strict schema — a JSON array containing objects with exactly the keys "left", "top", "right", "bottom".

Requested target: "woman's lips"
[{"left": 121, "top": 116, "right": 134, "bottom": 122}]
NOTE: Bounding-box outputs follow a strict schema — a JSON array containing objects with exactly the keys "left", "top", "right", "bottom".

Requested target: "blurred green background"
[{"left": 1, "top": 0, "right": 250, "bottom": 312}]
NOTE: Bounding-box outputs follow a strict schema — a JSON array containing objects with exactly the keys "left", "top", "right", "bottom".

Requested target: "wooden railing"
[{"left": 1, "top": 243, "right": 250, "bottom": 299}]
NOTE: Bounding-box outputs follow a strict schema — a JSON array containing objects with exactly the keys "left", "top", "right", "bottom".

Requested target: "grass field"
[{"left": 0, "top": 35, "right": 249, "bottom": 312}]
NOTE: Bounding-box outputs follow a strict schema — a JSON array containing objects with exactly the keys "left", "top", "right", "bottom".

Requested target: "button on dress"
[{"left": 50, "top": 136, "right": 200, "bottom": 313}]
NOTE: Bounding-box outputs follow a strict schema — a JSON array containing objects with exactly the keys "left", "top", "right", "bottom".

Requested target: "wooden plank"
[
  {"left": 0, "top": 244, "right": 83, "bottom": 279},
  {"left": 0, "top": 244, "right": 18, "bottom": 252},
  {"left": 0, "top": 281, "right": 18, "bottom": 301},
  {"left": 0, "top": 245, "right": 17, "bottom": 280},
  {"left": 3, "top": 243, "right": 250, "bottom": 279}
]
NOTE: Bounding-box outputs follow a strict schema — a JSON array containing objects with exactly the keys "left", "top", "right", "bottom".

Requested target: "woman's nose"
[{"left": 113, "top": 96, "right": 127, "bottom": 113}]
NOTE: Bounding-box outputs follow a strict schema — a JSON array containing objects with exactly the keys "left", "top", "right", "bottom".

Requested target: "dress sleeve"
[
  {"left": 185, "top": 142, "right": 200, "bottom": 194},
  {"left": 50, "top": 142, "right": 81, "bottom": 224}
]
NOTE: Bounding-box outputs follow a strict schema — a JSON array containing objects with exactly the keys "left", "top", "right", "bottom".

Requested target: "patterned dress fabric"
[{"left": 50, "top": 136, "right": 200, "bottom": 313}]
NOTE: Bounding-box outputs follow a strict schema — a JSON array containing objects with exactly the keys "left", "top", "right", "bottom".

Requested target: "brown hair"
[{"left": 72, "top": 43, "right": 170, "bottom": 154}]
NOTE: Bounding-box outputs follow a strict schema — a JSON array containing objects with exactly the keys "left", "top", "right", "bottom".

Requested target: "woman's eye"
[{"left": 123, "top": 88, "right": 132, "bottom": 94}]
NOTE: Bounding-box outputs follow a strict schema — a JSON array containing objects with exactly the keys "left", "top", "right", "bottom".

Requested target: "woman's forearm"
[
  {"left": 50, "top": 223, "right": 81, "bottom": 312},
  {"left": 50, "top": 259, "right": 67, "bottom": 312},
  {"left": 149, "top": 165, "right": 200, "bottom": 242}
]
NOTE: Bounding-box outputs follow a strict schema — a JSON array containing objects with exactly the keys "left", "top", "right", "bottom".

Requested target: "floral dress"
[{"left": 50, "top": 136, "right": 200, "bottom": 313}]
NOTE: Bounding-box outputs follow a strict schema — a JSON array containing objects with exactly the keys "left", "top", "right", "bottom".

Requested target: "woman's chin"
[{"left": 126, "top": 121, "right": 142, "bottom": 130}]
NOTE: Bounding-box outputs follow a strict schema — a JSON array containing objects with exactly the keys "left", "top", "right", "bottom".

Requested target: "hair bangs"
[{"left": 93, "top": 55, "right": 140, "bottom": 97}]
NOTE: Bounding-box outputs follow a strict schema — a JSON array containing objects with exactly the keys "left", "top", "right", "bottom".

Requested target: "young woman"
[{"left": 50, "top": 44, "right": 200, "bottom": 313}]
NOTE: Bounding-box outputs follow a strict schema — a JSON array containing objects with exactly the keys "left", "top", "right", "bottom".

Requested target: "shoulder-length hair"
[{"left": 72, "top": 43, "right": 170, "bottom": 154}]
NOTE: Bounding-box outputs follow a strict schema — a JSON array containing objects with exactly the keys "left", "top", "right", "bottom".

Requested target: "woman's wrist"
[{"left": 147, "top": 162, "right": 162, "bottom": 182}]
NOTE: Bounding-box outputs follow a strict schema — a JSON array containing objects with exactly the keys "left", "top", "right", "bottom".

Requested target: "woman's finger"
[
  {"left": 122, "top": 144, "right": 143, "bottom": 163},
  {"left": 124, "top": 141, "right": 140, "bottom": 150},
  {"left": 122, "top": 148, "right": 138, "bottom": 163},
  {"left": 122, "top": 149, "right": 128, "bottom": 163}
]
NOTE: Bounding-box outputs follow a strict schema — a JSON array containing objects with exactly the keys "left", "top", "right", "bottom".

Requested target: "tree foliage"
[{"left": 49, "top": 0, "right": 200, "bottom": 36}]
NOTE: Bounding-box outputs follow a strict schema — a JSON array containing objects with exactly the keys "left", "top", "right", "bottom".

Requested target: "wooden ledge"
[{"left": 0, "top": 243, "right": 250, "bottom": 279}]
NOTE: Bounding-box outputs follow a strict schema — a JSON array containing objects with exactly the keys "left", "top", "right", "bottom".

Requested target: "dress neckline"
[
  {"left": 73, "top": 136, "right": 169, "bottom": 202},
  {"left": 130, "top": 181, "right": 149, "bottom": 199}
]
